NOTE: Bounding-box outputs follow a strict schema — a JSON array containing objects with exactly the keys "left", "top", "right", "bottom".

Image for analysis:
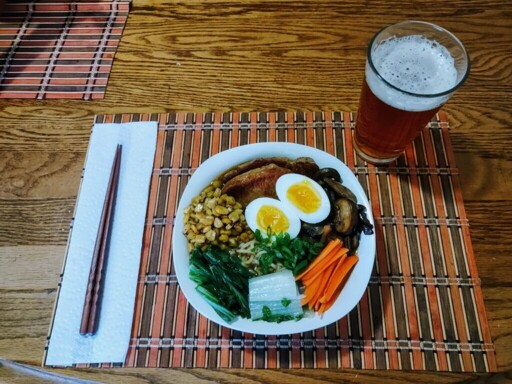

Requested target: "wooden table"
[{"left": 1, "top": 0, "right": 510, "bottom": 382}]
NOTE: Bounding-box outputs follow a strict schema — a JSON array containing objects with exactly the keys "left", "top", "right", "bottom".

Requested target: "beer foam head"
[{"left": 366, "top": 35, "right": 459, "bottom": 111}]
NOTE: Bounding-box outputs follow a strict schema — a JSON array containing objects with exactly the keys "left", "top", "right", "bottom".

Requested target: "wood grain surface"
[{"left": 1, "top": 0, "right": 511, "bottom": 382}]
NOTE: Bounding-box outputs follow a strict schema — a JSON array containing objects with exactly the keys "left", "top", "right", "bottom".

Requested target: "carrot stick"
[
  {"left": 318, "top": 294, "right": 338, "bottom": 314},
  {"left": 300, "top": 251, "right": 346, "bottom": 287},
  {"left": 301, "top": 275, "right": 324, "bottom": 306},
  {"left": 317, "top": 271, "right": 349, "bottom": 314},
  {"left": 297, "top": 238, "right": 360, "bottom": 314},
  {"left": 308, "top": 262, "right": 336, "bottom": 310},
  {"left": 319, "top": 255, "right": 359, "bottom": 304},
  {"left": 295, "top": 238, "right": 342, "bottom": 281},
  {"left": 301, "top": 246, "right": 348, "bottom": 283}
]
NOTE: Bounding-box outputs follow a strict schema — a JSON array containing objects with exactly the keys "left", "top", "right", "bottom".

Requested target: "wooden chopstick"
[{"left": 80, "top": 144, "right": 122, "bottom": 336}]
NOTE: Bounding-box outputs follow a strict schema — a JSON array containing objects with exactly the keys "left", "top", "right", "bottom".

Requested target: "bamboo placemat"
[
  {"left": 80, "top": 111, "right": 495, "bottom": 372},
  {"left": 0, "top": 0, "right": 130, "bottom": 99}
]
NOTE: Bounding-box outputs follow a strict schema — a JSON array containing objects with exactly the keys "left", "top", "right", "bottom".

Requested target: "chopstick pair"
[{"left": 80, "top": 144, "right": 122, "bottom": 336}]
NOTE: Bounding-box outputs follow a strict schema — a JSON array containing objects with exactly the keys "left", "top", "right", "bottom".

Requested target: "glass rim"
[{"left": 367, "top": 20, "right": 471, "bottom": 98}]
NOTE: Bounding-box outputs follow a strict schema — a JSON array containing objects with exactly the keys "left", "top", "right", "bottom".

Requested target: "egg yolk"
[
  {"left": 286, "top": 180, "right": 321, "bottom": 213},
  {"left": 256, "top": 205, "right": 290, "bottom": 233}
]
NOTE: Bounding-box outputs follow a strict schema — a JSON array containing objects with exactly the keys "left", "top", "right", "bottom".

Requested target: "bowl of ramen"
[{"left": 172, "top": 142, "right": 376, "bottom": 335}]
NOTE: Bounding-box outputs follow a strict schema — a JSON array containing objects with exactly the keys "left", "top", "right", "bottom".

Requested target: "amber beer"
[
  {"left": 355, "top": 80, "right": 442, "bottom": 161},
  {"left": 354, "top": 21, "right": 470, "bottom": 164}
]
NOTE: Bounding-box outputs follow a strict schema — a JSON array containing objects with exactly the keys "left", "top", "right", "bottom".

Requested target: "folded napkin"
[{"left": 45, "top": 122, "right": 158, "bottom": 366}]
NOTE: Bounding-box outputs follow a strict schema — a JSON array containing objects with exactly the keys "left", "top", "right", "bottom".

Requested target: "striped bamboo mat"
[
  {"left": 82, "top": 111, "right": 495, "bottom": 372},
  {"left": 0, "top": 0, "right": 130, "bottom": 99}
]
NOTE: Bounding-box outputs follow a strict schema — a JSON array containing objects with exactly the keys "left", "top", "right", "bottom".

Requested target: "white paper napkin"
[{"left": 45, "top": 121, "right": 158, "bottom": 366}]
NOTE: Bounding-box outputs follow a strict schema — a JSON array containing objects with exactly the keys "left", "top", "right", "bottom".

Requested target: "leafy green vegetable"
[
  {"left": 253, "top": 305, "right": 303, "bottom": 323},
  {"left": 189, "top": 246, "right": 255, "bottom": 323},
  {"left": 253, "top": 229, "right": 324, "bottom": 275},
  {"left": 281, "top": 297, "right": 292, "bottom": 307}
]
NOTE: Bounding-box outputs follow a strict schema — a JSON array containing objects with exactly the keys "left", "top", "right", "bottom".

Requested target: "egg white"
[
  {"left": 245, "top": 197, "right": 301, "bottom": 239},
  {"left": 276, "top": 173, "right": 331, "bottom": 224}
]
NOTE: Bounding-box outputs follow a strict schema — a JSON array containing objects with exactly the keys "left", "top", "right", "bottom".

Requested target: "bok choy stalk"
[
  {"left": 189, "top": 246, "right": 255, "bottom": 323},
  {"left": 249, "top": 269, "right": 303, "bottom": 323}
]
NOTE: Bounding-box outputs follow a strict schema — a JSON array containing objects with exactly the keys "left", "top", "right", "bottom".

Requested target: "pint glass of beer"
[{"left": 354, "top": 21, "right": 470, "bottom": 164}]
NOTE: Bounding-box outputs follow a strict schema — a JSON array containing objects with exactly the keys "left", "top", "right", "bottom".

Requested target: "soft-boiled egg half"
[
  {"left": 276, "top": 174, "right": 331, "bottom": 224},
  {"left": 245, "top": 197, "right": 301, "bottom": 239}
]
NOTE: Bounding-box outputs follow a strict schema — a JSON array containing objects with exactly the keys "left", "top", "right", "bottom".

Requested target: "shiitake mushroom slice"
[
  {"left": 318, "top": 167, "right": 342, "bottom": 182},
  {"left": 301, "top": 222, "right": 326, "bottom": 237},
  {"left": 323, "top": 178, "right": 358, "bottom": 204},
  {"left": 333, "top": 198, "right": 358, "bottom": 235},
  {"left": 357, "top": 204, "right": 374, "bottom": 235}
]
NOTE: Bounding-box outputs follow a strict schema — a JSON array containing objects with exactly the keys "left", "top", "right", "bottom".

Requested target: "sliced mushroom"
[
  {"left": 323, "top": 178, "right": 358, "bottom": 204},
  {"left": 318, "top": 167, "right": 342, "bottom": 182},
  {"left": 333, "top": 198, "right": 358, "bottom": 235},
  {"left": 301, "top": 222, "right": 326, "bottom": 238},
  {"left": 357, "top": 204, "right": 374, "bottom": 235},
  {"left": 350, "top": 233, "right": 360, "bottom": 251},
  {"left": 325, "top": 230, "right": 343, "bottom": 243},
  {"left": 341, "top": 233, "right": 360, "bottom": 254}
]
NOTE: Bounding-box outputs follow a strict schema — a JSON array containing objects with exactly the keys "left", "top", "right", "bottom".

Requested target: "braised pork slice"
[
  {"left": 219, "top": 157, "right": 319, "bottom": 184},
  {"left": 221, "top": 164, "right": 291, "bottom": 207}
]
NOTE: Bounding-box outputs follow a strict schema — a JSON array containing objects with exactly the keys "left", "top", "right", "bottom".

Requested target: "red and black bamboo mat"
[
  {"left": 0, "top": 0, "right": 130, "bottom": 99},
  {"left": 79, "top": 111, "right": 496, "bottom": 372}
]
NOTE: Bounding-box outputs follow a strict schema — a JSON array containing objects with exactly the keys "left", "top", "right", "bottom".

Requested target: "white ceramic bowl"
[{"left": 172, "top": 142, "right": 376, "bottom": 335}]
